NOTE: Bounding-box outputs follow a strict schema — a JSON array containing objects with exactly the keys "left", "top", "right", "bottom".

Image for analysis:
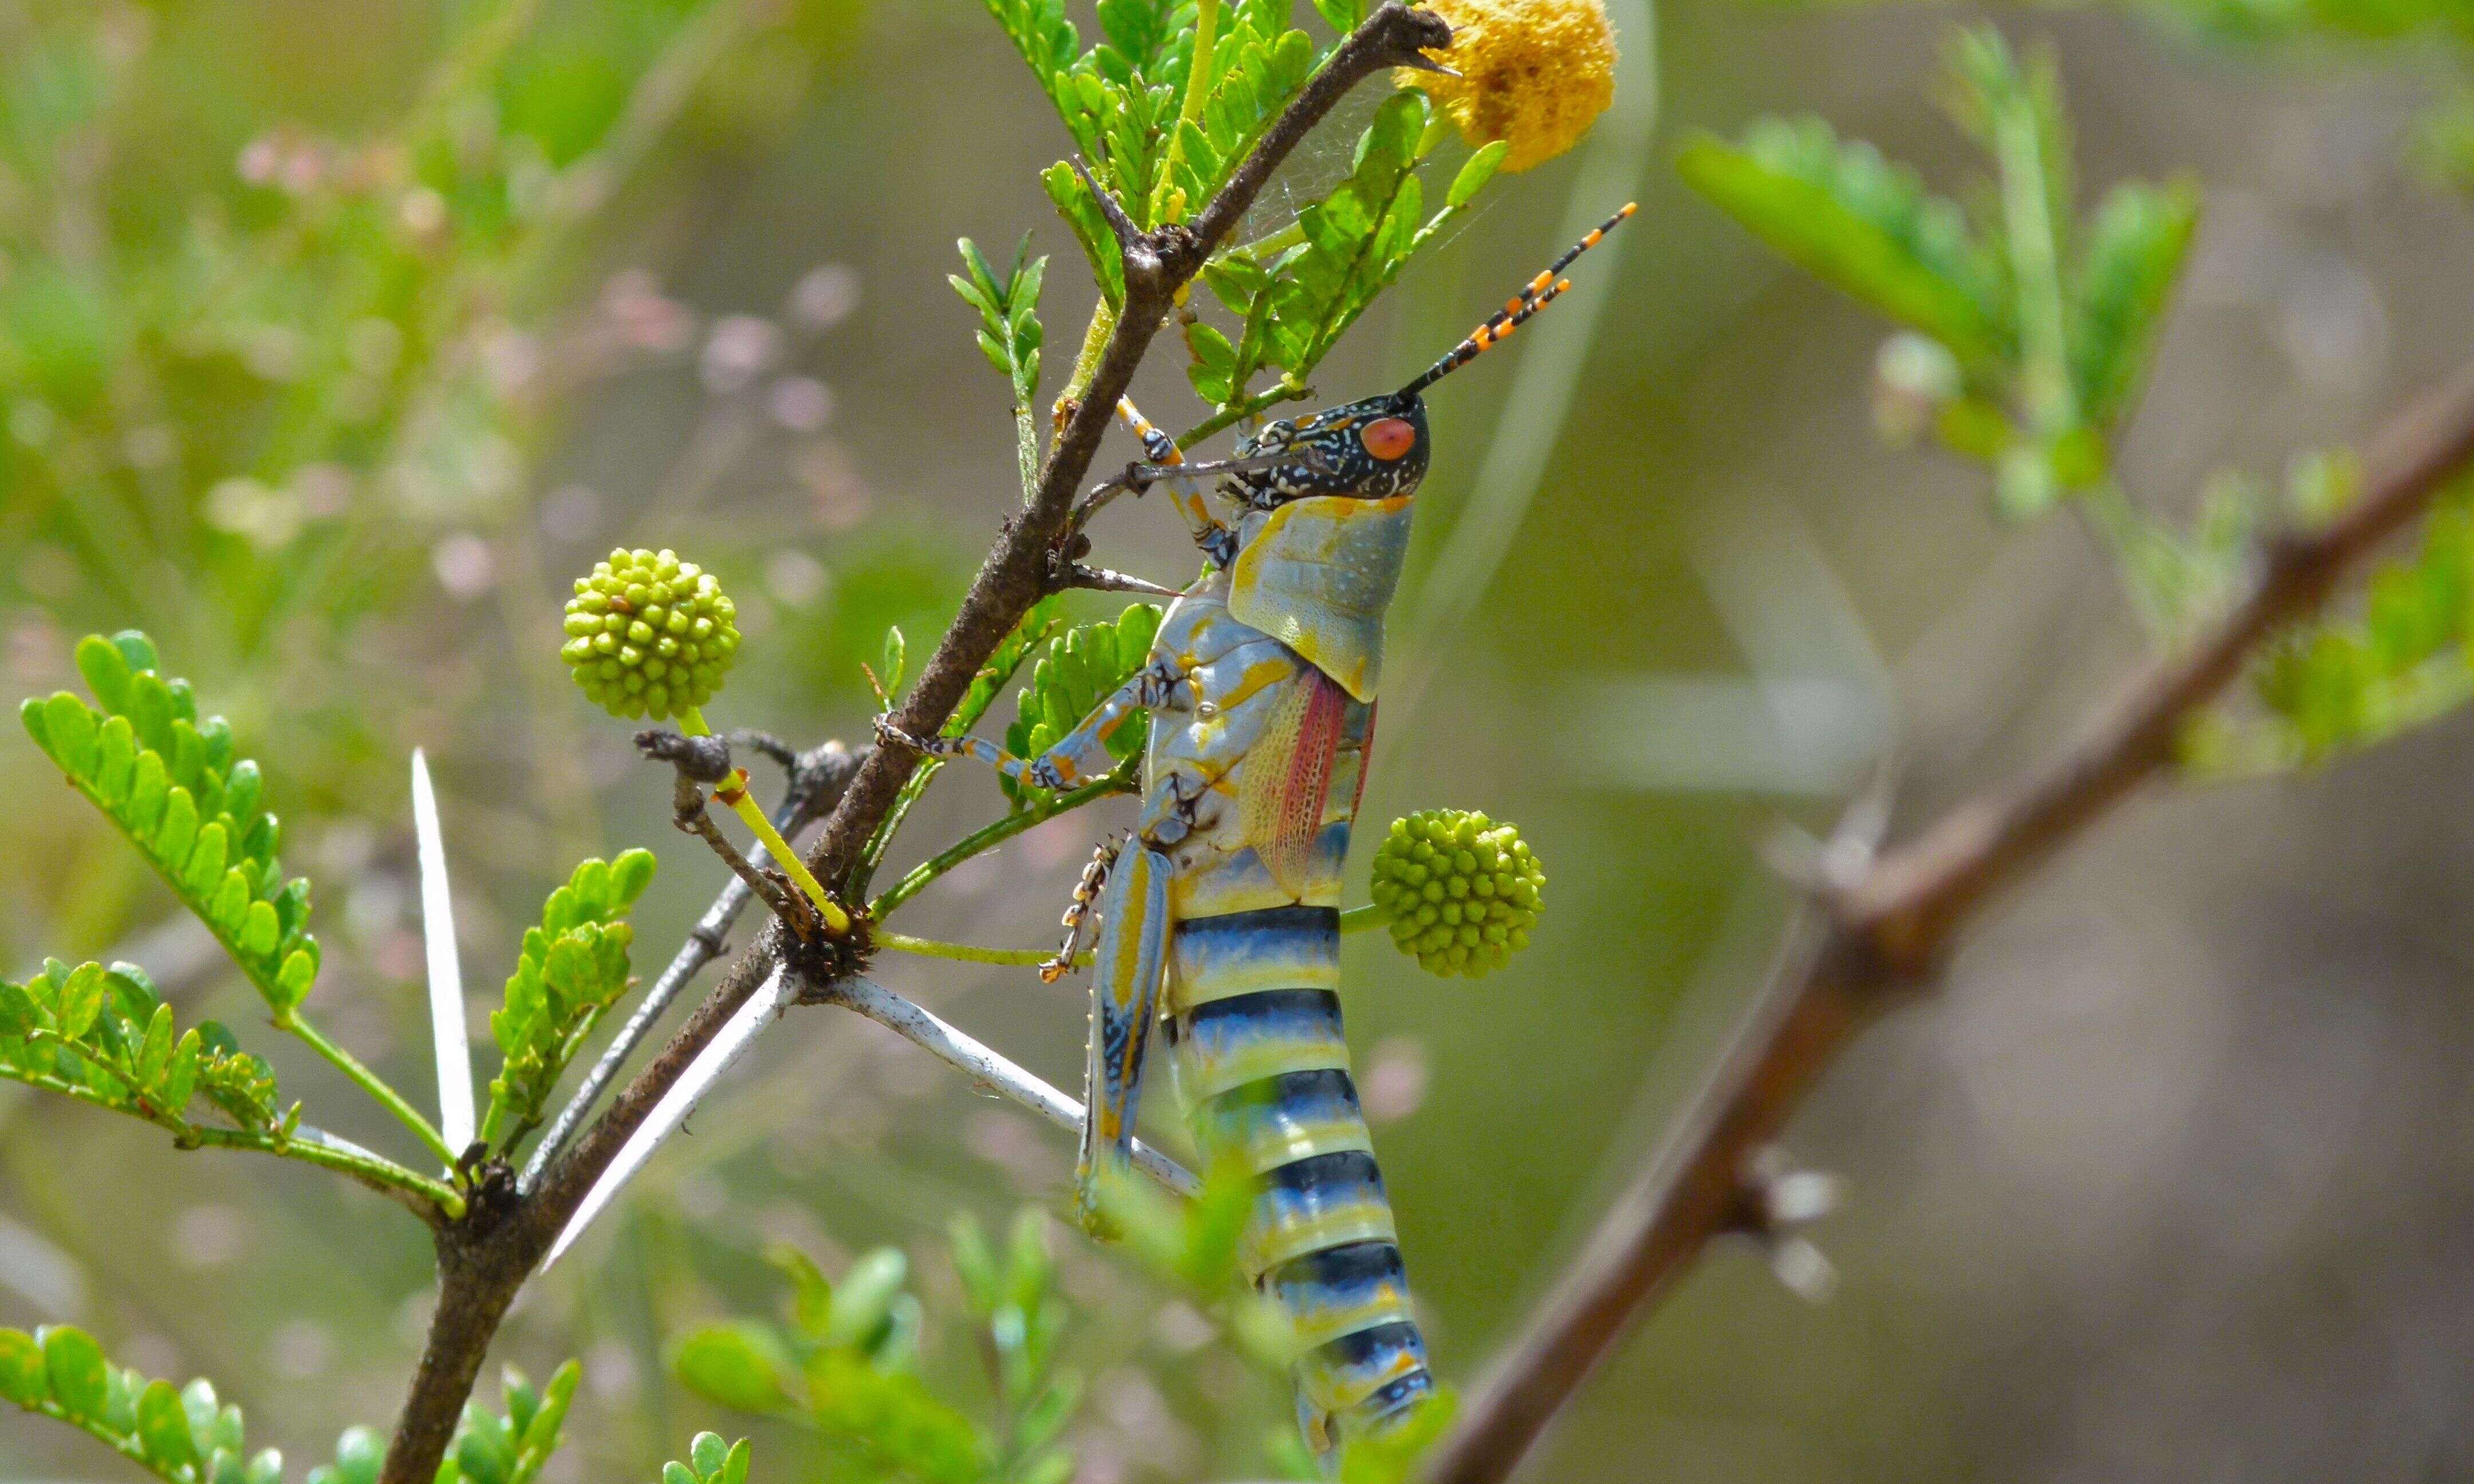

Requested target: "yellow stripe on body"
[
  {"left": 1176, "top": 1021, "right": 1348, "bottom": 1102},
  {"left": 1311, "top": 1344, "right": 1428, "bottom": 1414},
  {"left": 1246, "top": 1197, "right": 1398, "bottom": 1275},
  {"left": 1168, "top": 910, "right": 1342, "bottom": 1012},
  {"left": 1283, "top": 1274, "right": 1417, "bottom": 1351},
  {"left": 1218, "top": 1106, "right": 1372, "bottom": 1177}
]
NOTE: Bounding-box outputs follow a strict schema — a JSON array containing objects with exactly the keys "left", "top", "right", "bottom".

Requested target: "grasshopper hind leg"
[{"left": 1071, "top": 840, "right": 1172, "bottom": 1233}]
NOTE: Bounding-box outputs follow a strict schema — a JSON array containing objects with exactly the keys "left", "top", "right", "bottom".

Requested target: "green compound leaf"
[
  {"left": 2208, "top": 476, "right": 2474, "bottom": 769},
  {"left": 2, "top": 1327, "right": 286, "bottom": 1484},
  {"left": 1001, "top": 603, "right": 1163, "bottom": 808},
  {"left": 1187, "top": 84, "right": 1483, "bottom": 421},
  {"left": 951, "top": 234, "right": 1048, "bottom": 409},
  {"left": 23, "top": 633, "right": 320, "bottom": 1018},
  {"left": 480, "top": 851, "right": 657, "bottom": 1153},
  {"left": 1679, "top": 121, "right": 2010, "bottom": 368},
  {"left": 427, "top": 1362, "right": 580, "bottom": 1484},
  {"left": 2067, "top": 177, "right": 2199, "bottom": 429},
  {"left": 0, "top": 958, "right": 286, "bottom": 1141}
]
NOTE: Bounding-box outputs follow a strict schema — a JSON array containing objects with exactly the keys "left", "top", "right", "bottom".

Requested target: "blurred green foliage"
[
  {"left": 671, "top": 1226, "right": 1079, "bottom": 1484},
  {"left": 1681, "top": 29, "right": 2197, "bottom": 519},
  {"left": 1686, "top": 22, "right": 2474, "bottom": 769},
  {"left": 0, "top": 1323, "right": 583, "bottom": 1484}
]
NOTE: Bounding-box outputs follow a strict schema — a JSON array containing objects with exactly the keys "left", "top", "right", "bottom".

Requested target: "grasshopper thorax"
[{"left": 1226, "top": 391, "right": 1430, "bottom": 510}]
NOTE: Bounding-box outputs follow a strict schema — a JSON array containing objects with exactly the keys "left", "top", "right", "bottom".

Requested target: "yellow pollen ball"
[{"left": 1402, "top": 0, "right": 1618, "bottom": 173}]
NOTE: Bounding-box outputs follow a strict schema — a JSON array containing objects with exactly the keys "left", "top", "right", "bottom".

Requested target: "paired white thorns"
[{"left": 541, "top": 971, "right": 1203, "bottom": 1272}]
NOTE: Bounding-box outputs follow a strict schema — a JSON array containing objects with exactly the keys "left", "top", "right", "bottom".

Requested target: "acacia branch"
[
  {"left": 1424, "top": 358, "right": 2474, "bottom": 1484},
  {"left": 375, "top": 13, "right": 1449, "bottom": 1482}
]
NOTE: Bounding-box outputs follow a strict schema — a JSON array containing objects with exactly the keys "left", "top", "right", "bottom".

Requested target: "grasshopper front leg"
[{"left": 874, "top": 656, "right": 1187, "bottom": 792}]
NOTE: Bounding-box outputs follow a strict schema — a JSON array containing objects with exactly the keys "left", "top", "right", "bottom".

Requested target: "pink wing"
[{"left": 1242, "top": 670, "right": 1349, "bottom": 899}]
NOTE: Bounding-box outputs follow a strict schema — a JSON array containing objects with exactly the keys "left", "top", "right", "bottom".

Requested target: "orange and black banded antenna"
[{"left": 1397, "top": 202, "right": 1638, "bottom": 399}]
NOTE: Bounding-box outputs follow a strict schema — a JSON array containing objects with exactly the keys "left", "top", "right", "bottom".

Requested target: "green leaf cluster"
[
  {"left": 1679, "top": 29, "right": 2199, "bottom": 517},
  {"left": 2177, "top": 470, "right": 2474, "bottom": 769},
  {"left": 435, "top": 1363, "right": 581, "bottom": 1484},
  {"left": 1000, "top": 604, "right": 1163, "bottom": 808},
  {"left": 0, "top": 1325, "right": 280, "bottom": 1484},
  {"left": 952, "top": 236, "right": 1049, "bottom": 413},
  {"left": 481, "top": 850, "right": 657, "bottom": 1151},
  {"left": 1190, "top": 91, "right": 1498, "bottom": 409},
  {"left": 23, "top": 633, "right": 320, "bottom": 1017},
  {"left": 947, "top": 1211, "right": 1081, "bottom": 1484},
  {"left": 672, "top": 1244, "right": 994, "bottom": 1484},
  {"left": 293, "top": 1367, "right": 578, "bottom": 1484},
  {"left": 0, "top": 958, "right": 287, "bottom": 1140},
  {"left": 663, "top": 1432, "right": 753, "bottom": 1484}
]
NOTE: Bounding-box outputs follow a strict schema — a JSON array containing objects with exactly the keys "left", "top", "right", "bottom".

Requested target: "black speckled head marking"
[{"left": 1226, "top": 392, "right": 1432, "bottom": 509}]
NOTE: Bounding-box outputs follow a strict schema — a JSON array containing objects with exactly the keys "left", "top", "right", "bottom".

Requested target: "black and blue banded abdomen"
[{"left": 1167, "top": 904, "right": 1435, "bottom": 1435}]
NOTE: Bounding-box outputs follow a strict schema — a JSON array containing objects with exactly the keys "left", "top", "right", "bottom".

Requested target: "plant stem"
[
  {"left": 1338, "top": 903, "right": 1387, "bottom": 933},
  {"left": 1149, "top": 0, "right": 1222, "bottom": 224},
  {"left": 1015, "top": 401, "right": 1042, "bottom": 504},
  {"left": 868, "top": 767, "right": 1137, "bottom": 920},
  {"left": 679, "top": 707, "right": 851, "bottom": 934},
  {"left": 1059, "top": 299, "right": 1119, "bottom": 420},
  {"left": 194, "top": 1126, "right": 467, "bottom": 1216},
  {"left": 282, "top": 1009, "right": 461, "bottom": 1169},
  {"left": 1183, "top": 380, "right": 1309, "bottom": 449},
  {"left": 1, "top": 1062, "right": 461, "bottom": 1216},
  {"left": 875, "top": 931, "right": 1079, "bottom": 968}
]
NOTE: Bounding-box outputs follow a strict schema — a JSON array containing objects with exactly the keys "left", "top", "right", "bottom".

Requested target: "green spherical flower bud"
[
  {"left": 560, "top": 547, "right": 741, "bottom": 721},
  {"left": 1367, "top": 808, "right": 1546, "bottom": 979}
]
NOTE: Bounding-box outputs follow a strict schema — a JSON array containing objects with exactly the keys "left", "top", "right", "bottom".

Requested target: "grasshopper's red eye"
[{"left": 1361, "top": 417, "right": 1416, "bottom": 461}]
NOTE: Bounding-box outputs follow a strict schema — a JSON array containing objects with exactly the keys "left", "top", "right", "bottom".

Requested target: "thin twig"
[
  {"left": 806, "top": 976, "right": 1198, "bottom": 1195},
  {"left": 870, "top": 765, "right": 1139, "bottom": 919},
  {"left": 1423, "top": 358, "right": 2474, "bottom": 1484},
  {"left": 1064, "top": 562, "right": 1185, "bottom": 597}
]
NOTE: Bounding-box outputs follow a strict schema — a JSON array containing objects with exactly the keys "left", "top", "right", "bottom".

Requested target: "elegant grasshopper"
[{"left": 879, "top": 203, "right": 1637, "bottom": 1449}]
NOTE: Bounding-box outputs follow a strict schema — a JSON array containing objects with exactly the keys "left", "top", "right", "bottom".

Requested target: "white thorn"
[
  {"left": 1766, "top": 1170, "right": 1847, "bottom": 1229},
  {"left": 411, "top": 749, "right": 475, "bottom": 1161},
  {"left": 539, "top": 966, "right": 798, "bottom": 1273},
  {"left": 1768, "top": 1236, "right": 1839, "bottom": 1304}
]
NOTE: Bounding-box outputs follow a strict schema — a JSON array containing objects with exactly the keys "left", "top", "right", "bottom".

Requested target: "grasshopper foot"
[{"left": 873, "top": 714, "right": 939, "bottom": 756}]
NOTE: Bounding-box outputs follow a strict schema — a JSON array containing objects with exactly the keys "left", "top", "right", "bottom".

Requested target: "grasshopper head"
[{"left": 1227, "top": 391, "right": 1431, "bottom": 509}]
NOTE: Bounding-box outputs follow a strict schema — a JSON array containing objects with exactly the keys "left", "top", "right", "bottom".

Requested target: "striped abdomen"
[{"left": 1166, "top": 905, "right": 1435, "bottom": 1439}]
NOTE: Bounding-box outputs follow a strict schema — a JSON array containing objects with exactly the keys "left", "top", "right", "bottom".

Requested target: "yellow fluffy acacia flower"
[{"left": 1403, "top": 0, "right": 1618, "bottom": 172}]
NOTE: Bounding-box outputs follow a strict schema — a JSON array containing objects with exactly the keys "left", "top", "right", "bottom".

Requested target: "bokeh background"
[{"left": 6, "top": 0, "right": 2474, "bottom": 1479}]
